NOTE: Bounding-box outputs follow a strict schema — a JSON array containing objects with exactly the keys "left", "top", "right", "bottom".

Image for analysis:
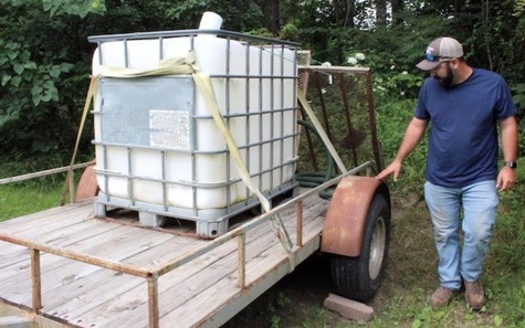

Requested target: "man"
[{"left": 376, "top": 36, "right": 518, "bottom": 310}]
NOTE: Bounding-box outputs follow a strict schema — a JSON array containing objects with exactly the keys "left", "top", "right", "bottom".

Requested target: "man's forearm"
[{"left": 500, "top": 116, "right": 518, "bottom": 162}]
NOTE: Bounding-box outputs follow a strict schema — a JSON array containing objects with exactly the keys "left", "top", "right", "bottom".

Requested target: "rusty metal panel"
[
  {"left": 321, "top": 176, "right": 382, "bottom": 257},
  {"left": 296, "top": 66, "right": 383, "bottom": 176}
]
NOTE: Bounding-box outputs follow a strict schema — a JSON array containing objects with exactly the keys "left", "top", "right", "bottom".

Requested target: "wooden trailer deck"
[{"left": 0, "top": 185, "right": 332, "bottom": 328}]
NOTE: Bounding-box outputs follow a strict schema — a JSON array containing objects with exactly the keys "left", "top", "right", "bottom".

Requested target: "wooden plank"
[
  {"left": 41, "top": 267, "right": 139, "bottom": 312},
  {"left": 197, "top": 237, "right": 322, "bottom": 328},
  {"left": 164, "top": 226, "right": 325, "bottom": 327},
  {"left": 81, "top": 235, "right": 276, "bottom": 327},
  {"left": 0, "top": 191, "right": 330, "bottom": 328},
  {"left": 164, "top": 201, "right": 328, "bottom": 327},
  {"left": 46, "top": 223, "right": 273, "bottom": 326},
  {"left": 0, "top": 224, "right": 176, "bottom": 305},
  {"left": 76, "top": 198, "right": 328, "bottom": 328},
  {"left": 41, "top": 206, "right": 303, "bottom": 324},
  {"left": 45, "top": 267, "right": 146, "bottom": 324},
  {"left": 35, "top": 235, "right": 202, "bottom": 312},
  {"left": 0, "top": 218, "right": 121, "bottom": 273},
  {"left": 0, "top": 218, "right": 121, "bottom": 270},
  {"left": 0, "top": 202, "right": 91, "bottom": 232},
  {"left": 0, "top": 204, "right": 94, "bottom": 268}
]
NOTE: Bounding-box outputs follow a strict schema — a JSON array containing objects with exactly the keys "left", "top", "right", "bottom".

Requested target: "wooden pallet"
[{"left": 0, "top": 189, "right": 329, "bottom": 328}]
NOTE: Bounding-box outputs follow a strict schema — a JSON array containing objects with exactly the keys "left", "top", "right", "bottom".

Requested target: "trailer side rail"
[{"left": 0, "top": 161, "right": 374, "bottom": 327}]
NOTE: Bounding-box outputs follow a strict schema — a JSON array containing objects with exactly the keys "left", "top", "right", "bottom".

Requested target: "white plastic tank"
[{"left": 90, "top": 12, "right": 298, "bottom": 218}]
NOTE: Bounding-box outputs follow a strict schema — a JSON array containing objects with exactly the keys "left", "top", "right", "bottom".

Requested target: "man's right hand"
[{"left": 376, "top": 160, "right": 402, "bottom": 182}]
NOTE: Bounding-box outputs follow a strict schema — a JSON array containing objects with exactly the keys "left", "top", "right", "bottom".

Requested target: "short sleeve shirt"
[{"left": 415, "top": 68, "right": 516, "bottom": 188}]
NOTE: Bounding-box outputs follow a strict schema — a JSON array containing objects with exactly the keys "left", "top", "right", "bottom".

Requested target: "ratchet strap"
[
  {"left": 60, "top": 76, "right": 98, "bottom": 205},
  {"left": 297, "top": 91, "right": 347, "bottom": 174}
]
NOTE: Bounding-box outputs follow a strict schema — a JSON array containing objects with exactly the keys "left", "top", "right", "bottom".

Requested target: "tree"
[
  {"left": 376, "top": 0, "right": 387, "bottom": 27},
  {"left": 391, "top": 0, "right": 404, "bottom": 25},
  {"left": 0, "top": 0, "right": 102, "bottom": 159},
  {"left": 0, "top": 0, "right": 523, "bottom": 161}
]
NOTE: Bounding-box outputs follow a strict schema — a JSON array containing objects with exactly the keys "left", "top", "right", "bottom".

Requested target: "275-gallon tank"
[{"left": 89, "top": 12, "right": 300, "bottom": 237}]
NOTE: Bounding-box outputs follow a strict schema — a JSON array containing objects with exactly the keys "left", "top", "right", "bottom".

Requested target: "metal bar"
[
  {"left": 337, "top": 72, "right": 359, "bottom": 168},
  {"left": 103, "top": 145, "right": 110, "bottom": 202},
  {"left": 279, "top": 43, "right": 285, "bottom": 186},
  {"left": 147, "top": 275, "right": 160, "bottom": 328},
  {"left": 127, "top": 147, "right": 134, "bottom": 205},
  {"left": 237, "top": 233, "right": 246, "bottom": 288},
  {"left": 243, "top": 36, "right": 251, "bottom": 204},
  {"left": 296, "top": 201, "right": 303, "bottom": 247},
  {"left": 0, "top": 233, "right": 151, "bottom": 278},
  {"left": 161, "top": 150, "right": 167, "bottom": 212},
  {"left": 30, "top": 249, "right": 42, "bottom": 313},
  {"left": 123, "top": 39, "right": 129, "bottom": 68},
  {"left": 159, "top": 36, "right": 164, "bottom": 61},
  {"left": 269, "top": 43, "right": 275, "bottom": 192},
  {"left": 225, "top": 36, "right": 232, "bottom": 214},
  {"left": 365, "top": 72, "right": 383, "bottom": 172},
  {"left": 299, "top": 65, "right": 371, "bottom": 75},
  {"left": 0, "top": 162, "right": 93, "bottom": 185},
  {"left": 315, "top": 71, "right": 334, "bottom": 146},
  {"left": 302, "top": 73, "right": 322, "bottom": 171},
  {"left": 258, "top": 43, "right": 264, "bottom": 195},
  {"left": 97, "top": 41, "right": 103, "bottom": 65},
  {"left": 88, "top": 29, "right": 300, "bottom": 47}
]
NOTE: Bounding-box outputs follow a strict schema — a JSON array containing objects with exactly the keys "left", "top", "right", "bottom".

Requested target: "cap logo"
[{"left": 424, "top": 45, "right": 444, "bottom": 63}]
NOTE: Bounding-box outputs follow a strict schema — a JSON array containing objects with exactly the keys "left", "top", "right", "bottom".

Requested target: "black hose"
[{"left": 295, "top": 119, "right": 338, "bottom": 199}]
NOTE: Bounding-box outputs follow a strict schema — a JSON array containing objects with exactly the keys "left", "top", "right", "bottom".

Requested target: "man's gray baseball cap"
[{"left": 416, "top": 37, "right": 464, "bottom": 71}]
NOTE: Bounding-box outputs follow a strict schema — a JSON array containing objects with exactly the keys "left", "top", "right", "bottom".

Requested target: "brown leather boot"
[
  {"left": 431, "top": 286, "right": 454, "bottom": 308},
  {"left": 464, "top": 280, "right": 484, "bottom": 310}
]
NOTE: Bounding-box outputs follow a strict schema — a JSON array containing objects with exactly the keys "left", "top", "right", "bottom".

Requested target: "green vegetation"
[
  {"left": 1, "top": 0, "right": 524, "bottom": 162},
  {"left": 0, "top": 182, "right": 63, "bottom": 222}
]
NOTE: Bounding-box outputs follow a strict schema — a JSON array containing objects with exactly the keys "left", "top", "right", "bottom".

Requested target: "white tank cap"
[{"left": 199, "top": 11, "right": 223, "bottom": 30}]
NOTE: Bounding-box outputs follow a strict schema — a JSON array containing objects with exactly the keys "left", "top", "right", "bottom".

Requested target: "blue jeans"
[{"left": 424, "top": 180, "right": 499, "bottom": 290}]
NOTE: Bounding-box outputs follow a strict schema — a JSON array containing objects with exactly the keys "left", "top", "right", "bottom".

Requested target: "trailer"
[{"left": 0, "top": 14, "right": 390, "bottom": 328}]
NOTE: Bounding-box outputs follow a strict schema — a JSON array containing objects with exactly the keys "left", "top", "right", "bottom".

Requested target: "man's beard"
[{"left": 434, "top": 63, "right": 454, "bottom": 88}]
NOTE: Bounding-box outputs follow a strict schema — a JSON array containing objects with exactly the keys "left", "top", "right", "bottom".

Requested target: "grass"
[{"left": 0, "top": 179, "right": 64, "bottom": 222}]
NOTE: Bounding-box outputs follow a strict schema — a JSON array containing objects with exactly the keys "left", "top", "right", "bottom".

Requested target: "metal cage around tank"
[{"left": 88, "top": 29, "right": 300, "bottom": 238}]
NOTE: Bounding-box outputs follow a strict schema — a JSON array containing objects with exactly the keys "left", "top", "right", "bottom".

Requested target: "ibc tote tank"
[{"left": 88, "top": 12, "right": 299, "bottom": 238}]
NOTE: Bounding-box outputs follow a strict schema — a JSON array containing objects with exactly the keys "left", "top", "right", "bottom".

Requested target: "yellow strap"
[
  {"left": 60, "top": 76, "right": 98, "bottom": 205},
  {"left": 96, "top": 52, "right": 197, "bottom": 77},
  {"left": 297, "top": 91, "right": 348, "bottom": 174}
]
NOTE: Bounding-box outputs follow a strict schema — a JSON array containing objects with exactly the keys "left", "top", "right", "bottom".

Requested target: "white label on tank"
[{"left": 149, "top": 109, "right": 190, "bottom": 150}]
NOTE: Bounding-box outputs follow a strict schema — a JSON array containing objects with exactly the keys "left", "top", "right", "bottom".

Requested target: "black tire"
[{"left": 330, "top": 193, "right": 390, "bottom": 302}]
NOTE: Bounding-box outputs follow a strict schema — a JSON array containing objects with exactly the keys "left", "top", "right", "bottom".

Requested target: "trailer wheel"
[{"left": 330, "top": 193, "right": 390, "bottom": 302}]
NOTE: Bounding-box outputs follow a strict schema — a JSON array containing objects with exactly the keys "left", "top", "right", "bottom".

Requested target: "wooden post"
[{"left": 30, "top": 249, "right": 42, "bottom": 312}]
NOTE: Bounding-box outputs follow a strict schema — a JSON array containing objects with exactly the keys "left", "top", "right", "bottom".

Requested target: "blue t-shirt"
[{"left": 415, "top": 68, "right": 516, "bottom": 188}]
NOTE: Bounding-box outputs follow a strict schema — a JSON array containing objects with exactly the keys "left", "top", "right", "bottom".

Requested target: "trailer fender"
[
  {"left": 76, "top": 163, "right": 99, "bottom": 202},
  {"left": 321, "top": 176, "right": 389, "bottom": 257}
]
